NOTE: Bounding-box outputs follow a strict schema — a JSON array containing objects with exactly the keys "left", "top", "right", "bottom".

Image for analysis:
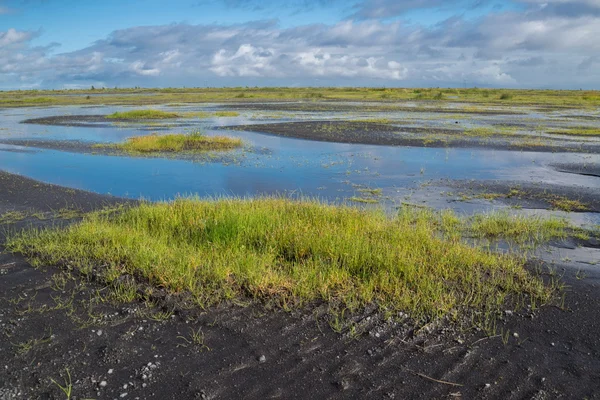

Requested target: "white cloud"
[
  {"left": 130, "top": 61, "right": 161, "bottom": 76},
  {"left": 1, "top": 2, "right": 600, "bottom": 89}
]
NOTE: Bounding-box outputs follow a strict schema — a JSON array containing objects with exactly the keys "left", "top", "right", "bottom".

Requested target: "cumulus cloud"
[
  {"left": 0, "top": 28, "right": 37, "bottom": 47},
  {"left": 1, "top": 1, "right": 600, "bottom": 89}
]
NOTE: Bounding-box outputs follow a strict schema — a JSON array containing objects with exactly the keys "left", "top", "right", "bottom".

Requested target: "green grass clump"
[
  {"left": 107, "top": 109, "right": 180, "bottom": 119},
  {"left": 0, "top": 211, "right": 28, "bottom": 224},
  {"left": 107, "top": 132, "right": 243, "bottom": 153},
  {"left": 6, "top": 199, "right": 552, "bottom": 326},
  {"left": 547, "top": 127, "right": 600, "bottom": 136},
  {"left": 549, "top": 198, "right": 589, "bottom": 212},
  {"left": 357, "top": 188, "right": 383, "bottom": 196},
  {"left": 214, "top": 111, "right": 240, "bottom": 117},
  {"left": 348, "top": 196, "right": 379, "bottom": 204},
  {"left": 468, "top": 211, "right": 569, "bottom": 244}
]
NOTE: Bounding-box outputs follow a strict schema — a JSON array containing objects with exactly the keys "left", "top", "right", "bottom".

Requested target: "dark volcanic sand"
[
  {"left": 449, "top": 180, "right": 600, "bottom": 213},
  {"left": 222, "top": 121, "right": 600, "bottom": 153},
  {"left": 21, "top": 115, "right": 194, "bottom": 129},
  {"left": 1, "top": 172, "right": 600, "bottom": 399},
  {"left": 552, "top": 163, "right": 600, "bottom": 178}
]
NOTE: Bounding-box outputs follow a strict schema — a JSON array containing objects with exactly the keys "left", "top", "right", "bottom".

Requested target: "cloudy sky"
[{"left": 0, "top": 0, "right": 599, "bottom": 89}]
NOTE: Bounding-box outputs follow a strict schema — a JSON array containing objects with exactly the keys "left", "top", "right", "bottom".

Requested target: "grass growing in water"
[
  {"left": 214, "top": 111, "right": 240, "bottom": 117},
  {"left": 6, "top": 199, "right": 555, "bottom": 327},
  {"left": 549, "top": 197, "right": 589, "bottom": 212},
  {"left": 107, "top": 109, "right": 180, "bottom": 119},
  {"left": 467, "top": 211, "right": 569, "bottom": 244},
  {"left": 105, "top": 132, "right": 243, "bottom": 153},
  {"left": 547, "top": 127, "right": 600, "bottom": 136}
]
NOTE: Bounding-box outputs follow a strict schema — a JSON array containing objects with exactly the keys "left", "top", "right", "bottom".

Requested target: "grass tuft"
[
  {"left": 103, "top": 132, "right": 243, "bottom": 153},
  {"left": 107, "top": 109, "right": 180, "bottom": 119},
  {"left": 6, "top": 199, "right": 555, "bottom": 327},
  {"left": 467, "top": 211, "right": 569, "bottom": 244}
]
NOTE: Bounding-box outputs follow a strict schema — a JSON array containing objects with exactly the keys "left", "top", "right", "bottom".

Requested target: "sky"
[{"left": 0, "top": 0, "right": 599, "bottom": 89}]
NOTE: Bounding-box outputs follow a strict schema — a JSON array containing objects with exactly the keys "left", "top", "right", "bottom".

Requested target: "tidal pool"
[{"left": 0, "top": 104, "right": 599, "bottom": 226}]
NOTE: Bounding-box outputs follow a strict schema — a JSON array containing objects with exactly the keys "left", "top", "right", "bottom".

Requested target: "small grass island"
[
  {"left": 100, "top": 132, "right": 243, "bottom": 153},
  {"left": 106, "top": 109, "right": 180, "bottom": 120}
]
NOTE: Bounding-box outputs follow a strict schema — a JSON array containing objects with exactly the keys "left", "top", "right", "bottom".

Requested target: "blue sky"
[{"left": 0, "top": 0, "right": 599, "bottom": 89}]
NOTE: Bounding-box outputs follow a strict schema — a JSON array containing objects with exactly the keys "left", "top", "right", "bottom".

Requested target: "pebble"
[
  {"left": 485, "top": 383, "right": 491, "bottom": 389},
  {"left": 108, "top": 369, "right": 114, "bottom": 374},
  {"left": 120, "top": 393, "right": 128, "bottom": 398},
  {"left": 100, "top": 381, "right": 107, "bottom": 388},
  {"left": 258, "top": 355, "right": 266, "bottom": 363},
  {"left": 97, "top": 329, "right": 103, "bottom": 336},
  {"left": 513, "top": 332, "right": 519, "bottom": 338}
]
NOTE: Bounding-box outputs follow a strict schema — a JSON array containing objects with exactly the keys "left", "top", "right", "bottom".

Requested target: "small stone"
[
  {"left": 551, "top": 342, "right": 555, "bottom": 346},
  {"left": 120, "top": 393, "right": 128, "bottom": 398},
  {"left": 99, "top": 381, "right": 107, "bottom": 388},
  {"left": 142, "top": 383, "right": 147, "bottom": 388},
  {"left": 258, "top": 355, "right": 266, "bottom": 363},
  {"left": 541, "top": 377, "right": 546, "bottom": 383},
  {"left": 485, "top": 383, "right": 491, "bottom": 389},
  {"left": 375, "top": 332, "right": 380, "bottom": 338},
  {"left": 505, "top": 310, "right": 513, "bottom": 316},
  {"left": 513, "top": 332, "right": 519, "bottom": 338},
  {"left": 456, "top": 338, "right": 464, "bottom": 345},
  {"left": 108, "top": 369, "right": 114, "bottom": 374},
  {"left": 123, "top": 384, "right": 128, "bottom": 389},
  {"left": 97, "top": 329, "right": 103, "bottom": 336}
]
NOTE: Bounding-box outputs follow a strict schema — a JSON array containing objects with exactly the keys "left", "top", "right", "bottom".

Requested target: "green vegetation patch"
[
  {"left": 106, "top": 109, "right": 180, "bottom": 120},
  {"left": 549, "top": 197, "right": 590, "bottom": 212},
  {"left": 0, "top": 211, "right": 28, "bottom": 224},
  {"left": 467, "top": 211, "right": 569, "bottom": 244},
  {"left": 214, "top": 111, "right": 240, "bottom": 117},
  {"left": 547, "top": 126, "right": 600, "bottom": 136},
  {"left": 7, "top": 199, "right": 554, "bottom": 325},
  {"left": 102, "top": 132, "right": 243, "bottom": 153},
  {"left": 2, "top": 88, "right": 599, "bottom": 108}
]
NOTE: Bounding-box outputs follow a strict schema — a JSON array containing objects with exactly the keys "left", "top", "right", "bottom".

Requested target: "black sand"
[{"left": 1, "top": 172, "right": 599, "bottom": 399}]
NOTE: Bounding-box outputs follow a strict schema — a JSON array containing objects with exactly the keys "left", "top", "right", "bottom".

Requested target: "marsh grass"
[
  {"left": 7, "top": 198, "right": 557, "bottom": 327},
  {"left": 348, "top": 196, "right": 379, "bottom": 204},
  {"left": 103, "top": 132, "right": 243, "bottom": 153},
  {"left": 3, "top": 88, "right": 599, "bottom": 108},
  {"left": 0, "top": 211, "right": 27, "bottom": 224},
  {"left": 214, "top": 111, "right": 240, "bottom": 117},
  {"left": 106, "top": 109, "right": 180, "bottom": 119},
  {"left": 467, "top": 211, "right": 569, "bottom": 244},
  {"left": 463, "top": 126, "right": 517, "bottom": 138},
  {"left": 547, "top": 127, "right": 600, "bottom": 136},
  {"left": 549, "top": 197, "right": 589, "bottom": 212}
]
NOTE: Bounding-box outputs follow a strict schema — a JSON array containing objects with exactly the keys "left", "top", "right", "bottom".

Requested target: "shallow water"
[{"left": 0, "top": 104, "right": 599, "bottom": 226}]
